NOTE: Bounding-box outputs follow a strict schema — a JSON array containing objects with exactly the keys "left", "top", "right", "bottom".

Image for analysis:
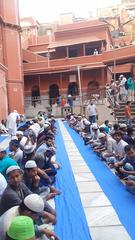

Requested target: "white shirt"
[
  {"left": 20, "top": 136, "right": 28, "bottom": 148},
  {"left": 0, "top": 173, "right": 7, "bottom": 197},
  {"left": 11, "top": 148, "right": 23, "bottom": 164},
  {"left": 106, "top": 137, "right": 116, "bottom": 152},
  {"left": 6, "top": 111, "right": 20, "bottom": 135},
  {"left": 0, "top": 206, "right": 19, "bottom": 239},
  {"left": 29, "top": 123, "right": 41, "bottom": 137},
  {"left": 114, "top": 139, "right": 128, "bottom": 158},
  {"left": 87, "top": 104, "right": 96, "bottom": 116},
  {"left": 120, "top": 78, "right": 127, "bottom": 94}
]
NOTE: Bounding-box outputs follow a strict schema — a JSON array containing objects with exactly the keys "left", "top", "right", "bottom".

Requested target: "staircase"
[{"left": 115, "top": 102, "right": 135, "bottom": 128}]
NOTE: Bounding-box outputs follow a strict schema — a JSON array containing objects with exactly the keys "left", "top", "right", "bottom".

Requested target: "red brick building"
[
  {"left": 0, "top": 0, "right": 24, "bottom": 120},
  {"left": 22, "top": 17, "right": 135, "bottom": 115},
  {"left": 1, "top": 1, "right": 135, "bottom": 119}
]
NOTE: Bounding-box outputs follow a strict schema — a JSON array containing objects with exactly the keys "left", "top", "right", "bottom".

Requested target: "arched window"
[
  {"left": 31, "top": 85, "right": 40, "bottom": 107},
  {"left": 87, "top": 81, "right": 99, "bottom": 98},
  {"left": 49, "top": 84, "right": 59, "bottom": 105},
  {"left": 68, "top": 82, "right": 79, "bottom": 96}
]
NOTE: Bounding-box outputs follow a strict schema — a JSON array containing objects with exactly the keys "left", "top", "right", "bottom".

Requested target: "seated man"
[
  {"left": 88, "top": 124, "right": 100, "bottom": 147},
  {"left": 16, "top": 131, "right": 28, "bottom": 150},
  {"left": 6, "top": 216, "right": 35, "bottom": 240},
  {"left": 24, "top": 160, "right": 58, "bottom": 200},
  {"left": 123, "top": 127, "right": 135, "bottom": 145},
  {"left": 107, "top": 131, "right": 128, "bottom": 166},
  {"left": 93, "top": 132, "right": 116, "bottom": 160},
  {"left": 37, "top": 123, "right": 51, "bottom": 147},
  {"left": 0, "top": 120, "right": 8, "bottom": 134},
  {"left": 114, "top": 145, "right": 135, "bottom": 194},
  {"left": 0, "top": 148, "right": 18, "bottom": 178},
  {"left": 0, "top": 173, "right": 7, "bottom": 198},
  {"left": 43, "top": 147, "right": 58, "bottom": 184},
  {"left": 0, "top": 166, "right": 31, "bottom": 214},
  {"left": 23, "top": 144, "right": 52, "bottom": 185},
  {"left": 0, "top": 194, "right": 59, "bottom": 240},
  {"left": 0, "top": 165, "right": 56, "bottom": 224},
  {"left": 100, "top": 120, "right": 110, "bottom": 134},
  {"left": 9, "top": 139, "right": 23, "bottom": 167},
  {"left": 36, "top": 136, "right": 54, "bottom": 157}
]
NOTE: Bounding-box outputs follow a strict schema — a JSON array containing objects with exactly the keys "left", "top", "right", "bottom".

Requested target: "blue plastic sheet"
[
  {"left": 65, "top": 123, "right": 135, "bottom": 240},
  {"left": 54, "top": 122, "right": 91, "bottom": 240},
  {"left": 0, "top": 135, "right": 7, "bottom": 143}
]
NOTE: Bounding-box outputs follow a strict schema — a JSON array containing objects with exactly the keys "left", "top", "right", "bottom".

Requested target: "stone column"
[{"left": 1, "top": 0, "right": 24, "bottom": 114}]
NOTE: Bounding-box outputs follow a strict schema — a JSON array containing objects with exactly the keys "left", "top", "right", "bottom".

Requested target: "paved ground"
[
  {"left": 58, "top": 120, "right": 130, "bottom": 240},
  {"left": 0, "top": 123, "right": 131, "bottom": 240}
]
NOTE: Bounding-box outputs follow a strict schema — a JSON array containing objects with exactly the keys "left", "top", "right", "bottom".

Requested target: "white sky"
[{"left": 19, "top": 0, "right": 121, "bottom": 23}]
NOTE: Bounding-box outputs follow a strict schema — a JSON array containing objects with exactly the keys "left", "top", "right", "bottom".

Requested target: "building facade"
[
  {"left": 22, "top": 17, "right": 135, "bottom": 116},
  {"left": 0, "top": 0, "right": 24, "bottom": 120},
  {"left": 1, "top": 0, "right": 135, "bottom": 119}
]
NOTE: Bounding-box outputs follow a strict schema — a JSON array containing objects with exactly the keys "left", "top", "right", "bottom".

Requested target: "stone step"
[
  {"left": 115, "top": 107, "right": 135, "bottom": 110},
  {"left": 119, "top": 102, "right": 135, "bottom": 105}
]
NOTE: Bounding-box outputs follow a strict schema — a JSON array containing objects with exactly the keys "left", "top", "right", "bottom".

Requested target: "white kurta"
[
  {"left": 119, "top": 78, "right": 127, "bottom": 95},
  {"left": 6, "top": 111, "right": 20, "bottom": 136}
]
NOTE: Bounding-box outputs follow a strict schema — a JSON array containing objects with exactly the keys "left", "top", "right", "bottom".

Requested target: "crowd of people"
[
  {"left": 106, "top": 64, "right": 135, "bottom": 108},
  {"left": 66, "top": 107, "right": 135, "bottom": 196},
  {"left": 0, "top": 110, "right": 60, "bottom": 240}
]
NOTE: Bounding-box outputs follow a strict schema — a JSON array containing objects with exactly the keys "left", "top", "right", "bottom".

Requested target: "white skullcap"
[
  {"left": 24, "top": 194, "right": 44, "bottom": 213},
  {"left": 6, "top": 166, "right": 22, "bottom": 175},
  {"left": 44, "top": 123, "right": 50, "bottom": 129},
  {"left": 16, "top": 131, "right": 23, "bottom": 136},
  {"left": 45, "top": 121, "right": 51, "bottom": 126},
  {"left": 0, "top": 147, "right": 6, "bottom": 153},
  {"left": 92, "top": 124, "right": 98, "bottom": 130},
  {"left": 25, "top": 160, "right": 37, "bottom": 169},
  {"left": 23, "top": 143, "right": 36, "bottom": 154},
  {"left": 20, "top": 137, "right": 27, "bottom": 147},
  {"left": 11, "top": 136, "right": 18, "bottom": 140},
  {"left": 98, "top": 133, "right": 106, "bottom": 139},
  {"left": 84, "top": 120, "right": 90, "bottom": 126},
  {"left": 120, "top": 123, "right": 127, "bottom": 128}
]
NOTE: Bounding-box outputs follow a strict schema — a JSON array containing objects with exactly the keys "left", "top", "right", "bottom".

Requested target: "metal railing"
[{"left": 25, "top": 88, "right": 106, "bottom": 108}]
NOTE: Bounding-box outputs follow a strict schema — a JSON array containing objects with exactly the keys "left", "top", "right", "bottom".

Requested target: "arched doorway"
[
  {"left": 68, "top": 82, "right": 79, "bottom": 97},
  {"left": 31, "top": 85, "right": 41, "bottom": 107},
  {"left": 87, "top": 81, "right": 99, "bottom": 99},
  {"left": 49, "top": 84, "right": 59, "bottom": 105}
]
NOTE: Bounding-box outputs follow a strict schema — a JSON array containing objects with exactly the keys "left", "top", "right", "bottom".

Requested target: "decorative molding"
[
  {"left": 6, "top": 80, "right": 24, "bottom": 84},
  {"left": 0, "top": 63, "right": 7, "bottom": 72},
  {"left": 0, "top": 15, "right": 22, "bottom": 32}
]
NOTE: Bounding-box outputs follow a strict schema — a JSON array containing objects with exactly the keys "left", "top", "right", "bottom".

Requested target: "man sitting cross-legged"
[
  {"left": 106, "top": 131, "right": 128, "bottom": 167},
  {"left": 114, "top": 145, "right": 135, "bottom": 195},
  {"left": 0, "top": 165, "right": 56, "bottom": 225},
  {"left": 0, "top": 193, "right": 59, "bottom": 240}
]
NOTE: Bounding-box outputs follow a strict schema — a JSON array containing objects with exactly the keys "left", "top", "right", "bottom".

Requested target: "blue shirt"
[
  {"left": 127, "top": 77, "right": 134, "bottom": 91},
  {"left": 0, "top": 155, "right": 18, "bottom": 178},
  {"left": 36, "top": 143, "right": 48, "bottom": 155},
  {"left": 123, "top": 157, "right": 135, "bottom": 170}
]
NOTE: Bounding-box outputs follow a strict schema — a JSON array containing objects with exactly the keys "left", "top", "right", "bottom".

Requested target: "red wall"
[
  {"left": 24, "top": 68, "right": 106, "bottom": 98},
  {"left": 1, "top": 0, "right": 24, "bottom": 114},
  {"left": 0, "top": 67, "right": 8, "bottom": 120}
]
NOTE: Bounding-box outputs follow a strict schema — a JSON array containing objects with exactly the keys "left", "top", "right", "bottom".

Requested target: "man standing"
[
  {"left": 119, "top": 75, "right": 127, "bottom": 102},
  {"left": 86, "top": 101, "right": 97, "bottom": 124},
  {"left": 67, "top": 94, "right": 73, "bottom": 108},
  {"left": 125, "top": 101, "right": 133, "bottom": 127},
  {"left": 6, "top": 110, "right": 20, "bottom": 136}
]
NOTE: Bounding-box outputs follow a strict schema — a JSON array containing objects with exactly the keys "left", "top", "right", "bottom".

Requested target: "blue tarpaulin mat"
[
  {"left": 0, "top": 135, "right": 7, "bottom": 143},
  {"left": 54, "top": 122, "right": 91, "bottom": 240},
  {"left": 65, "top": 123, "right": 135, "bottom": 240}
]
